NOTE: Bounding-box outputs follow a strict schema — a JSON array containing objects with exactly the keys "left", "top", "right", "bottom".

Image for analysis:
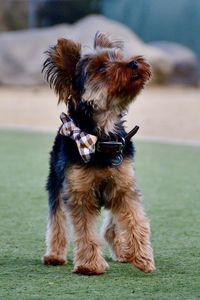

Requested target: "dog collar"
[
  {"left": 95, "top": 138, "right": 125, "bottom": 166},
  {"left": 95, "top": 126, "right": 139, "bottom": 166},
  {"left": 59, "top": 112, "right": 139, "bottom": 165}
]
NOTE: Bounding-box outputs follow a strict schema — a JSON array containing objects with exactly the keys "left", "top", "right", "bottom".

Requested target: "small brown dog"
[{"left": 42, "top": 32, "right": 155, "bottom": 275}]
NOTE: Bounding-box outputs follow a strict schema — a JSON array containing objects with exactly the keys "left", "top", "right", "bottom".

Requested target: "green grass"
[{"left": 0, "top": 129, "right": 200, "bottom": 300}]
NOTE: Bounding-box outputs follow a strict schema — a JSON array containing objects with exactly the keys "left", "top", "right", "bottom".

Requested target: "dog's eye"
[{"left": 97, "top": 65, "right": 105, "bottom": 73}]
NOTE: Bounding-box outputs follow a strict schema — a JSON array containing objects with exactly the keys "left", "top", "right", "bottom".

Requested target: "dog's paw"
[
  {"left": 130, "top": 257, "right": 155, "bottom": 273},
  {"left": 42, "top": 255, "right": 66, "bottom": 266},
  {"left": 110, "top": 252, "right": 128, "bottom": 263},
  {"left": 116, "top": 256, "right": 128, "bottom": 263},
  {"left": 73, "top": 257, "right": 109, "bottom": 275}
]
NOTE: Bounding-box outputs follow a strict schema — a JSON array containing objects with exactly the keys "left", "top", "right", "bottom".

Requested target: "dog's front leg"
[
  {"left": 68, "top": 191, "right": 108, "bottom": 275},
  {"left": 110, "top": 189, "right": 155, "bottom": 273}
]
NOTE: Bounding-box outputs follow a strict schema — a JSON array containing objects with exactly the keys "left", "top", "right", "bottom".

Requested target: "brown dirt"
[{"left": 0, "top": 85, "right": 200, "bottom": 144}]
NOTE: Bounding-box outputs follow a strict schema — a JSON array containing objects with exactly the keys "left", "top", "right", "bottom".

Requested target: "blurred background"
[{"left": 0, "top": 0, "right": 200, "bottom": 143}]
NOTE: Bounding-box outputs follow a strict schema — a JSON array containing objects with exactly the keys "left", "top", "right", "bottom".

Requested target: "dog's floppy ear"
[
  {"left": 94, "top": 32, "right": 124, "bottom": 50},
  {"left": 43, "top": 38, "right": 81, "bottom": 103}
]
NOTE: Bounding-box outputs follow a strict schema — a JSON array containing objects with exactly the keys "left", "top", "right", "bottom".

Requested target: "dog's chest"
[
  {"left": 92, "top": 177, "right": 115, "bottom": 207},
  {"left": 66, "top": 159, "right": 134, "bottom": 208}
]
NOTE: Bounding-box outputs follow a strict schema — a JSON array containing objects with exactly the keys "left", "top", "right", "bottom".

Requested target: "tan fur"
[
  {"left": 43, "top": 195, "right": 68, "bottom": 265},
  {"left": 43, "top": 33, "right": 155, "bottom": 275},
  {"left": 108, "top": 188, "right": 155, "bottom": 272},
  {"left": 43, "top": 159, "right": 155, "bottom": 273},
  {"left": 103, "top": 212, "right": 126, "bottom": 262},
  {"left": 94, "top": 109, "right": 121, "bottom": 135},
  {"left": 67, "top": 189, "right": 108, "bottom": 275},
  {"left": 53, "top": 159, "right": 154, "bottom": 274}
]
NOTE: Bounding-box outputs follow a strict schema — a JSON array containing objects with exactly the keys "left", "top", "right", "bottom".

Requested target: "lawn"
[{"left": 0, "top": 129, "right": 200, "bottom": 300}]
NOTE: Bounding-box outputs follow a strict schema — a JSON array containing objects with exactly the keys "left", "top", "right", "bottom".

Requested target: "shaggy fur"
[{"left": 42, "top": 32, "right": 155, "bottom": 275}]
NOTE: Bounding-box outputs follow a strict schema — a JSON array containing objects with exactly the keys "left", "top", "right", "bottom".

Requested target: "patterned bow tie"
[{"left": 59, "top": 112, "right": 97, "bottom": 163}]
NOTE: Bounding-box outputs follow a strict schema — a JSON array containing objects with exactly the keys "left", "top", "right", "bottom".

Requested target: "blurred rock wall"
[
  {"left": 0, "top": 15, "right": 174, "bottom": 86},
  {"left": 0, "top": 0, "right": 28, "bottom": 31}
]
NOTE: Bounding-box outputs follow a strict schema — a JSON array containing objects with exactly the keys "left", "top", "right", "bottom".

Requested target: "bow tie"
[{"left": 59, "top": 112, "right": 97, "bottom": 163}]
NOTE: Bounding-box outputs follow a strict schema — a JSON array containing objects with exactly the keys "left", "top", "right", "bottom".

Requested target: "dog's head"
[{"left": 43, "top": 32, "right": 151, "bottom": 134}]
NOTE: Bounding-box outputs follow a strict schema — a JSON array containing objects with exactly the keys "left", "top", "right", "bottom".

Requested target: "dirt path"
[{"left": 0, "top": 85, "right": 200, "bottom": 144}]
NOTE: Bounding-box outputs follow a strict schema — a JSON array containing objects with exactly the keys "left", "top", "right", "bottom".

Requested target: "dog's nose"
[{"left": 127, "top": 60, "right": 138, "bottom": 69}]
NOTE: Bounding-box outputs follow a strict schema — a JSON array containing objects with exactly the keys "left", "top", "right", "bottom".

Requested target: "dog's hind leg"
[
  {"left": 43, "top": 193, "right": 68, "bottom": 265},
  {"left": 103, "top": 212, "right": 127, "bottom": 262}
]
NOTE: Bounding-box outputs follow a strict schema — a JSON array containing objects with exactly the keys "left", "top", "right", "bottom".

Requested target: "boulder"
[
  {"left": 151, "top": 41, "right": 200, "bottom": 85},
  {"left": 0, "top": 15, "right": 174, "bottom": 85}
]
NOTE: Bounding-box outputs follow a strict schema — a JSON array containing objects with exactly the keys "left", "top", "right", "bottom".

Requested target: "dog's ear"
[
  {"left": 94, "top": 32, "right": 124, "bottom": 50},
  {"left": 43, "top": 38, "right": 81, "bottom": 103}
]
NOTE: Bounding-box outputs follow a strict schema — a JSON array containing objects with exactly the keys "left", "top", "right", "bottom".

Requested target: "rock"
[
  {"left": 0, "top": 15, "right": 174, "bottom": 86},
  {"left": 150, "top": 41, "right": 200, "bottom": 85},
  {"left": 74, "top": 16, "right": 174, "bottom": 83}
]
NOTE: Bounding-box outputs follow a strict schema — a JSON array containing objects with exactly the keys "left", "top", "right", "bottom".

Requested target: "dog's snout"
[{"left": 127, "top": 60, "right": 138, "bottom": 69}]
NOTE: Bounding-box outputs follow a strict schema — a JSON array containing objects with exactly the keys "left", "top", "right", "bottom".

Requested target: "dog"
[{"left": 42, "top": 32, "right": 155, "bottom": 275}]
